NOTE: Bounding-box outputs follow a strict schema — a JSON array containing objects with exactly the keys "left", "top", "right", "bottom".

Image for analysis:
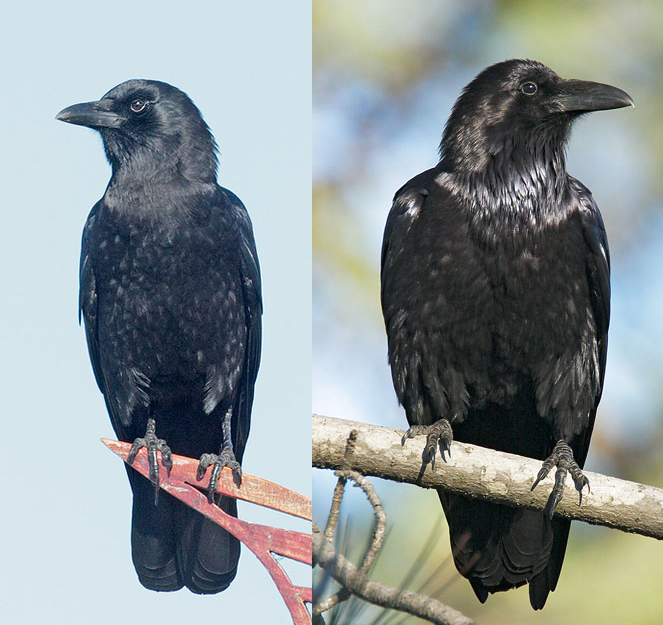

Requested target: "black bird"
[
  {"left": 380, "top": 60, "right": 632, "bottom": 609},
  {"left": 57, "top": 80, "right": 262, "bottom": 594}
]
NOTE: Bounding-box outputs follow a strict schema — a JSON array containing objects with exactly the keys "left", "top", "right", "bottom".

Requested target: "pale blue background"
[{"left": 0, "top": 2, "right": 311, "bottom": 623}]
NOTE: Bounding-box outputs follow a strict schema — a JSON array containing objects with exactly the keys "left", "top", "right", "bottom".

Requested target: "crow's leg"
[
  {"left": 531, "top": 439, "right": 590, "bottom": 519},
  {"left": 197, "top": 407, "right": 242, "bottom": 503},
  {"left": 401, "top": 419, "right": 454, "bottom": 468},
  {"left": 127, "top": 417, "right": 173, "bottom": 504}
]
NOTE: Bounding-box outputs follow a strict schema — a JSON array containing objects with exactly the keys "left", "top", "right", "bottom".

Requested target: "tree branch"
[
  {"left": 312, "top": 414, "right": 663, "bottom": 540},
  {"left": 313, "top": 468, "right": 477, "bottom": 625},
  {"left": 314, "top": 468, "right": 387, "bottom": 615},
  {"left": 313, "top": 522, "right": 477, "bottom": 625}
]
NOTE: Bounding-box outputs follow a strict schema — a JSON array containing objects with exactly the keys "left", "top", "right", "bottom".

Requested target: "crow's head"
[
  {"left": 57, "top": 80, "right": 217, "bottom": 182},
  {"left": 440, "top": 59, "right": 633, "bottom": 173}
]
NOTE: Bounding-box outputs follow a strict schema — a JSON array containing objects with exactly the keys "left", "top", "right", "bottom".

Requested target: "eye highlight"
[
  {"left": 130, "top": 99, "right": 147, "bottom": 114},
  {"left": 520, "top": 82, "right": 538, "bottom": 96}
]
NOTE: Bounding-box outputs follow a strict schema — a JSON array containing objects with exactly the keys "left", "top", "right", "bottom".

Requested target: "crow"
[
  {"left": 380, "top": 59, "right": 632, "bottom": 609},
  {"left": 57, "top": 80, "right": 262, "bottom": 594}
]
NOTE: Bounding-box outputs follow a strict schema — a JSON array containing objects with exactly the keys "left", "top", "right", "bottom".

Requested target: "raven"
[
  {"left": 57, "top": 80, "right": 262, "bottom": 594},
  {"left": 380, "top": 60, "right": 632, "bottom": 609}
]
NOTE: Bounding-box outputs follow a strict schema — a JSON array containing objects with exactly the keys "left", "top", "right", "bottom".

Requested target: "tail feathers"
[
  {"left": 127, "top": 468, "right": 240, "bottom": 594},
  {"left": 175, "top": 495, "right": 240, "bottom": 594},
  {"left": 440, "top": 492, "right": 567, "bottom": 609},
  {"left": 528, "top": 517, "right": 571, "bottom": 609},
  {"left": 127, "top": 467, "right": 183, "bottom": 592}
]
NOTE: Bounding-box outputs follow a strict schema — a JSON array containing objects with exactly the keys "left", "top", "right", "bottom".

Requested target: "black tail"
[
  {"left": 439, "top": 491, "right": 570, "bottom": 610},
  {"left": 127, "top": 468, "right": 240, "bottom": 594}
]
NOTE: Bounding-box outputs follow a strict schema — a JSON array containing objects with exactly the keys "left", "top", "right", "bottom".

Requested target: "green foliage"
[{"left": 314, "top": 1, "right": 663, "bottom": 621}]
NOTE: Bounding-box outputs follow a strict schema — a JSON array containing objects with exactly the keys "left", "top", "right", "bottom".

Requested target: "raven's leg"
[
  {"left": 127, "top": 417, "right": 173, "bottom": 504},
  {"left": 402, "top": 419, "right": 454, "bottom": 467},
  {"left": 531, "top": 440, "right": 590, "bottom": 519},
  {"left": 197, "top": 407, "right": 242, "bottom": 503}
]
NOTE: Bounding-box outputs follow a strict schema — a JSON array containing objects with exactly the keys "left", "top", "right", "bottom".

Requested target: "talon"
[
  {"left": 160, "top": 443, "right": 173, "bottom": 477},
  {"left": 197, "top": 448, "right": 243, "bottom": 503},
  {"left": 574, "top": 474, "right": 590, "bottom": 506},
  {"left": 544, "top": 490, "right": 562, "bottom": 520},
  {"left": 439, "top": 435, "right": 452, "bottom": 462},
  {"left": 402, "top": 425, "right": 424, "bottom": 445},
  {"left": 534, "top": 440, "right": 588, "bottom": 517},
  {"left": 127, "top": 437, "right": 145, "bottom": 465},
  {"left": 197, "top": 407, "right": 243, "bottom": 503},
  {"left": 197, "top": 453, "right": 214, "bottom": 481},
  {"left": 400, "top": 419, "right": 453, "bottom": 469},
  {"left": 125, "top": 418, "right": 172, "bottom": 504},
  {"left": 424, "top": 433, "right": 438, "bottom": 466},
  {"left": 531, "top": 466, "right": 549, "bottom": 491}
]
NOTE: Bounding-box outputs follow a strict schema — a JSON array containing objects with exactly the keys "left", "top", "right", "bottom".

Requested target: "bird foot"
[
  {"left": 531, "top": 440, "right": 589, "bottom": 519},
  {"left": 197, "top": 446, "right": 242, "bottom": 503},
  {"left": 402, "top": 419, "right": 453, "bottom": 468},
  {"left": 127, "top": 418, "right": 173, "bottom": 504}
]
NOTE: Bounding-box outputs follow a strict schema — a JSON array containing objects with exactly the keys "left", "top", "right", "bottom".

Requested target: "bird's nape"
[
  {"left": 58, "top": 79, "right": 262, "bottom": 594},
  {"left": 381, "top": 59, "right": 630, "bottom": 609}
]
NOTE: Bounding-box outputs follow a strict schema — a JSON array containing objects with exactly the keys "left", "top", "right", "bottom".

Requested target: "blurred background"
[
  {"left": 1, "top": 2, "right": 310, "bottom": 624},
  {"left": 313, "top": 0, "right": 663, "bottom": 623}
]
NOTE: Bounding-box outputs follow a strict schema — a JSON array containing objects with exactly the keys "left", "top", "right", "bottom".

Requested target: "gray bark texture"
[{"left": 312, "top": 414, "right": 663, "bottom": 540}]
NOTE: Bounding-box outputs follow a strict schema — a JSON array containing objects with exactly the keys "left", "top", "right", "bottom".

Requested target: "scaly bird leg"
[
  {"left": 531, "top": 439, "right": 590, "bottom": 519},
  {"left": 402, "top": 418, "right": 454, "bottom": 468},
  {"left": 127, "top": 417, "right": 173, "bottom": 504},
  {"left": 197, "top": 407, "right": 242, "bottom": 503}
]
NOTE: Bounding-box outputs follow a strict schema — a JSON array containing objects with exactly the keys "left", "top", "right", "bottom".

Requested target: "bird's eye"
[
  {"left": 520, "top": 82, "right": 538, "bottom": 96},
  {"left": 130, "top": 99, "right": 147, "bottom": 114}
]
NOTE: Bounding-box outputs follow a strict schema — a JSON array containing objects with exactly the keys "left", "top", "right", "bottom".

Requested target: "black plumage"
[
  {"left": 57, "top": 80, "right": 261, "bottom": 594},
  {"left": 380, "top": 60, "right": 632, "bottom": 609}
]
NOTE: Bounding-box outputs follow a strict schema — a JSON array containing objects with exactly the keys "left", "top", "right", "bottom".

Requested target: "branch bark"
[
  {"left": 314, "top": 522, "right": 477, "bottom": 625},
  {"left": 312, "top": 414, "right": 663, "bottom": 540}
]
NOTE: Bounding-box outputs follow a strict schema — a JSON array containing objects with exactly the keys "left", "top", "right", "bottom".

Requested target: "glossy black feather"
[
  {"left": 63, "top": 79, "right": 262, "bottom": 594},
  {"left": 381, "top": 60, "right": 627, "bottom": 609}
]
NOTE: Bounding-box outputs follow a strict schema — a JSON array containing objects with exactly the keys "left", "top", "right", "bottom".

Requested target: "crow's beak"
[
  {"left": 56, "top": 100, "right": 123, "bottom": 129},
  {"left": 553, "top": 79, "right": 634, "bottom": 114}
]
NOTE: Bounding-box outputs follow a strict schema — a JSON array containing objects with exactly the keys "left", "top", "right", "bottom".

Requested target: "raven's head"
[
  {"left": 56, "top": 80, "right": 218, "bottom": 183},
  {"left": 440, "top": 59, "right": 633, "bottom": 173}
]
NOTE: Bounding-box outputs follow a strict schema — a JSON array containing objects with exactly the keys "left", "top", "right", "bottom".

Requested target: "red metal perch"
[{"left": 103, "top": 439, "right": 312, "bottom": 624}]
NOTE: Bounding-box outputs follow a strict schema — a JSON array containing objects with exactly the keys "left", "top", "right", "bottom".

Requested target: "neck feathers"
[{"left": 438, "top": 137, "right": 571, "bottom": 248}]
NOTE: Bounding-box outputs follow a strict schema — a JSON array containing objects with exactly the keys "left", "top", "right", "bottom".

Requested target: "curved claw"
[
  {"left": 197, "top": 453, "right": 215, "bottom": 481},
  {"left": 544, "top": 490, "right": 563, "bottom": 520},
  {"left": 534, "top": 440, "right": 589, "bottom": 517},
  {"left": 574, "top": 475, "right": 590, "bottom": 506},
  {"left": 126, "top": 419, "right": 172, "bottom": 504},
  {"left": 423, "top": 437, "right": 438, "bottom": 467},
  {"left": 401, "top": 419, "right": 453, "bottom": 469},
  {"left": 207, "top": 459, "right": 242, "bottom": 503},
  {"left": 402, "top": 425, "right": 424, "bottom": 446},
  {"left": 531, "top": 466, "right": 549, "bottom": 492},
  {"left": 160, "top": 445, "right": 173, "bottom": 477},
  {"left": 197, "top": 450, "right": 243, "bottom": 503},
  {"left": 127, "top": 437, "right": 146, "bottom": 465},
  {"left": 439, "top": 436, "right": 452, "bottom": 462}
]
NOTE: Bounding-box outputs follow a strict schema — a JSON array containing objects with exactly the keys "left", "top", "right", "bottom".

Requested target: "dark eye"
[
  {"left": 520, "top": 82, "right": 538, "bottom": 96},
  {"left": 130, "top": 99, "right": 147, "bottom": 113}
]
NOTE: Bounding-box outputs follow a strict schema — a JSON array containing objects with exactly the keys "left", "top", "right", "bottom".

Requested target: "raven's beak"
[
  {"left": 554, "top": 79, "right": 634, "bottom": 114},
  {"left": 56, "top": 100, "right": 122, "bottom": 129}
]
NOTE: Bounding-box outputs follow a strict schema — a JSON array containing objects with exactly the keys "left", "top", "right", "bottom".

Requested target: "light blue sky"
[
  {"left": 0, "top": 2, "right": 311, "bottom": 623},
  {"left": 312, "top": 2, "right": 663, "bottom": 616}
]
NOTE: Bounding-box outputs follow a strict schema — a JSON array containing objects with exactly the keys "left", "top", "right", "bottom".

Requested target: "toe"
[{"left": 544, "top": 489, "right": 562, "bottom": 519}]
